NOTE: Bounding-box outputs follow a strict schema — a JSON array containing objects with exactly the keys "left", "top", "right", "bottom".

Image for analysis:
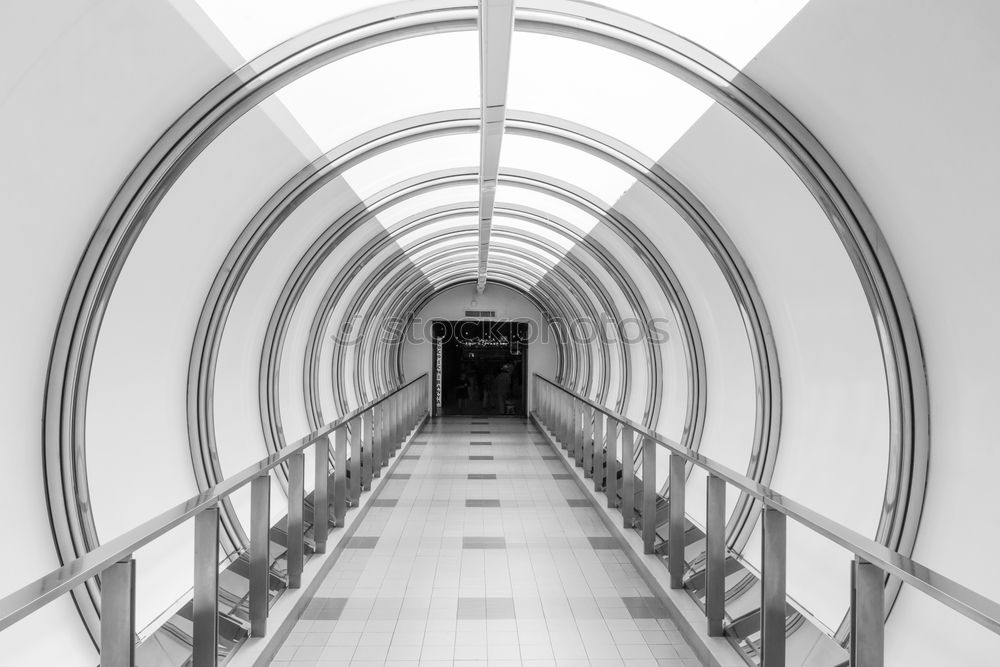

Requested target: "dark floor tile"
[
  {"left": 621, "top": 596, "right": 671, "bottom": 619},
  {"left": 470, "top": 440, "right": 492, "bottom": 446},
  {"left": 534, "top": 441, "right": 549, "bottom": 447},
  {"left": 541, "top": 454, "right": 560, "bottom": 460},
  {"left": 468, "top": 473, "right": 497, "bottom": 480},
  {"left": 469, "top": 455, "right": 493, "bottom": 461},
  {"left": 463, "top": 536, "right": 506, "bottom": 549},
  {"left": 346, "top": 536, "right": 379, "bottom": 549},
  {"left": 588, "top": 536, "right": 620, "bottom": 550},
  {"left": 552, "top": 473, "right": 574, "bottom": 480},
  {"left": 471, "top": 430, "right": 490, "bottom": 434},
  {"left": 486, "top": 597, "right": 516, "bottom": 619},
  {"left": 566, "top": 499, "right": 592, "bottom": 508},
  {"left": 401, "top": 454, "right": 420, "bottom": 460},
  {"left": 372, "top": 499, "right": 398, "bottom": 507},
  {"left": 301, "top": 597, "right": 348, "bottom": 620},
  {"left": 390, "top": 473, "right": 412, "bottom": 479},
  {"left": 466, "top": 499, "right": 501, "bottom": 508},
  {"left": 457, "top": 597, "right": 487, "bottom": 619}
]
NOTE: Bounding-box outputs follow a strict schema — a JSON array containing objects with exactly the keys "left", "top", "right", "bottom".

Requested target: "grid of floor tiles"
[{"left": 271, "top": 417, "right": 701, "bottom": 666}]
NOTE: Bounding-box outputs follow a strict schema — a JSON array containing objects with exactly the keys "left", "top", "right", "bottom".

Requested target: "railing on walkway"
[
  {"left": 0, "top": 375, "right": 430, "bottom": 666},
  {"left": 531, "top": 373, "right": 1000, "bottom": 667}
]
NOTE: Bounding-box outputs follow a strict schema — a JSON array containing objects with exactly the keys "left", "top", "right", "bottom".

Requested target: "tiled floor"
[{"left": 270, "top": 417, "right": 701, "bottom": 667}]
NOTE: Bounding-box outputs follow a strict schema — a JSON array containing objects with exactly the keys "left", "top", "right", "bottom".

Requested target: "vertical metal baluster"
[
  {"left": 605, "top": 418, "right": 618, "bottom": 508},
  {"left": 363, "top": 409, "right": 374, "bottom": 490},
  {"left": 249, "top": 473, "right": 270, "bottom": 637},
  {"left": 333, "top": 427, "right": 347, "bottom": 528},
  {"left": 583, "top": 408, "right": 594, "bottom": 479},
  {"left": 706, "top": 474, "right": 726, "bottom": 636},
  {"left": 395, "top": 394, "right": 402, "bottom": 452},
  {"left": 287, "top": 452, "right": 304, "bottom": 589},
  {"left": 641, "top": 438, "right": 656, "bottom": 554},
  {"left": 192, "top": 505, "right": 219, "bottom": 667},
  {"left": 350, "top": 418, "right": 362, "bottom": 503},
  {"left": 563, "top": 392, "right": 571, "bottom": 450},
  {"left": 313, "top": 436, "right": 330, "bottom": 554},
  {"left": 668, "top": 453, "right": 686, "bottom": 589},
  {"left": 372, "top": 404, "right": 382, "bottom": 479},
  {"left": 380, "top": 402, "right": 390, "bottom": 466},
  {"left": 100, "top": 557, "right": 135, "bottom": 667},
  {"left": 593, "top": 411, "right": 604, "bottom": 490},
  {"left": 575, "top": 402, "right": 585, "bottom": 468},
  {"left": 761, "top": 506, "right": 786, "bottom": 667},
  {"left": 621, "top": 426, "right": 634, "bottom": 527},
  {"left": 851, "top": 558, "right": 885, "bottom": 667},
  {"left": 389, "top": 395, "right": 398, "bottom": 454}
]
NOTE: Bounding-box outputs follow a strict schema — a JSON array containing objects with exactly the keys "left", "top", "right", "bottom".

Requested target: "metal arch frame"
[
  {"left": 310, "top": 207, "right": 637, "bottom": 420},
  {"left": 318, "top": 204, "right": 634, "bottom": 420},
  {"left": 343, "top": 222, "right": 632, "bottom": 408},
  {"left": 328, "top": 227, "right": 617, "bottom": 411},
  {"left": 42, "top": 0, "right": 925, "bottom": 642},
  {"left": 516, "top": 1, "right": 928, "bottom": 630},
  {"left": 282, "top": 170, "right": 685, "bottom": 427},
  {"left": 238, "top": 113, "right": 704, "bottom": 464}
]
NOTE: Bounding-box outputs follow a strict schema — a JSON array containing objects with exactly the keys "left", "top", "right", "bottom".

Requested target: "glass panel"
[
  {"left": 508, "top": 32, "right": 713, "bottom": 159},
  {"left": 341, "top": 134, "right": 478, "bottom": 201},
  {"left": 606, "top": 0, "right": 809, "bottom": 68},
  {"left": 275, "top": 32, "right": 478, "bottom": 153},
  {"left": 499, "top": 135, "right": 635, "bottom": 215}
]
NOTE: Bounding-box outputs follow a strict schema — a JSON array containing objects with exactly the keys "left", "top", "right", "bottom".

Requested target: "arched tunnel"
[{"left": 1, "top": 1, "right": 998, "bottom": 666}]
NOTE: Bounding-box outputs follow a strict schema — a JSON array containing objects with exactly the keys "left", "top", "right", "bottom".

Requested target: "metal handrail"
[
  {"left": 0, "top": 374, "right": 429, "bottom": 648},
  {"left": 532, "top": 373, "right": 1000, "bottom": 665}
]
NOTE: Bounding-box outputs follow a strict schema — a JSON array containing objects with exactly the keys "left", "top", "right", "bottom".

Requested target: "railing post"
[
  {"left": 706, "top": 474, "right": 726, "bottom": 636},
  {"left": 584, "top": 408, "right": 595, "bottom": 479},
  {"left": 350, "top": 418, "right": 362, "bottom": 502},
  {"left": 605, "top": 418, "right": 618, "bottom": 508},
  {"left": 641, "top": 438, "right": 656, "bottom": 554},
  {"left": 100, "top": 557, "right": 135, "bottom": 667},
  {"left": 761, "top": 506, "right": 786, "bottom": 667},
  {"left": 668, "top": 453, "right": 686, "bottom": 589},
  {"left": 333, "top": 427, "right": 347, "bottom": 528},
  {"left": 192, "top": 505, "right": 219, "bottom": 667},
  {"left": 287, "top": 452, "right": 304, "bottom": 589},
  {"left": 313, "top": 436, "right": 330, "bottom": 554},
  {"left": 575, "top": 401, "right": 585, "bottom": 468},
  {"left": 362, "top": 409, "right": 373, "bottom": 490},
  {"left": 383, "top": 400, "right": 392, "bottom": 464},
  {"left": 621, "top": 426, "right": 634, "bottom": 527},
  {"left": 391, "top": 394, "right": 399, "bottom": 453},
  {"left": 851, "top": 558, "right": 885, "bottom": 667},
  {"left": 372, "top": 404, "right": 382, "bottom": 478},
  {"left": 593, "top": 411, "right": 605, "bottom": 488},
  {"left": 249, "top": 473, "right": 270, "bottom": 637}
]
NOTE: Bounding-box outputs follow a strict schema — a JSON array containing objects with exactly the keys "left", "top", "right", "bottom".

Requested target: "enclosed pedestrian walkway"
[{"left": 266, "top": 417, "right": 698, "bottom": 666}]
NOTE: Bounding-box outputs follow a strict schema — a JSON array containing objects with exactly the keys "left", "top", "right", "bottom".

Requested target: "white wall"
[{"left": 743, "top": 0, "right": 1000, "bottom": 661}]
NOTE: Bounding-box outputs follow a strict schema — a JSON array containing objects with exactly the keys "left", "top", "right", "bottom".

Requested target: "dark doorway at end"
[{"left": 432, "top": 320, "right": 527, "bottom": 417}]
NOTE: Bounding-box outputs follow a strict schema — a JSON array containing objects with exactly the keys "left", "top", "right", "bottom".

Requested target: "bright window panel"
[
  {"left": 395, "top": 215, "right": 477, "bottom": 247},
  {"left": 275, "top": 32, "right": 478, "bottom": 153},
  {"left": 499, "top": 135, "right": 634, "bottom": 219},
  {"left": 192, "top": 0, "right": 392, "bottom": 61},
  {"left": 373, "top": 184, "right": 479, "bottom": 230},
  {"left": 493, "top": 214, "right": 576, "bottom": 253},
  {"left": 495, "top": 184, "right": 603, "bottom": 238},
  {"left": 508, "top": 32, "right": 713, "bottom": 159},
  {"left": 604, "top": 0, "right": 809, "bottom": 68},
  {"left": 341, "top": 134, "right": 478, "bottom": 203}
]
